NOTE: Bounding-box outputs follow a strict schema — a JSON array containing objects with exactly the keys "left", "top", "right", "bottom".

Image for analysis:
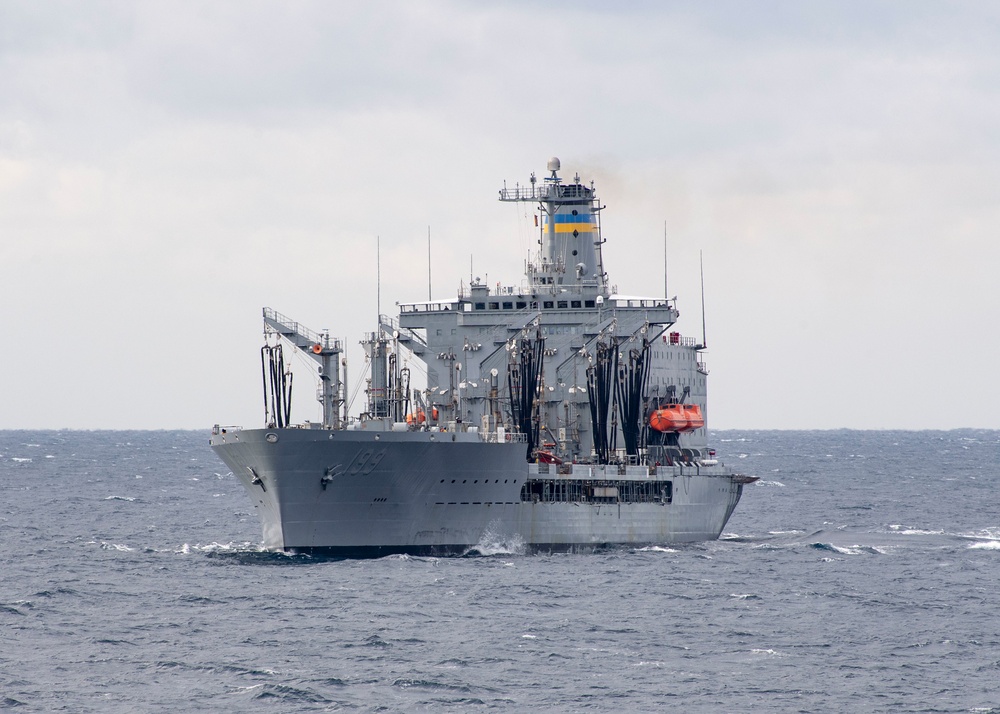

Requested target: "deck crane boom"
[{"left": 263, "top": 307, "right": 343, "bottom": 429}]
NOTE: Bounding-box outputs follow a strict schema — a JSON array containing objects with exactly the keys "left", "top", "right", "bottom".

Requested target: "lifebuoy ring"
[
  {"left": 312, "top": 344, "right": 323, "bottom": 354},
  {"left": 505, "top": 434, "right": 512, "bottom": 442}
]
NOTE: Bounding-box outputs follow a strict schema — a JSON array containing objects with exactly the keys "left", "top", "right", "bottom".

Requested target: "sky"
[{"left": 2, "top": 1, "right": 998, "bottom": 430}]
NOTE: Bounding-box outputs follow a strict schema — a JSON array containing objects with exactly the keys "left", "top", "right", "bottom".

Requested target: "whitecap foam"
[
  {"left": 812, "top": 542, "right": 862, "bottom": 555},
  {"left": 177, "top": 541, "right": 261, "bottom": 554},
  {"left": 834, "top": 545, "right": 863, "bottom": 555},
  {"left": 964, "top": 528, "right": 1000, "bottom": 541},
  {"left": 887, "top": 527, "right": 945, "bottom": 536},
  {"left": 968, "top": 541, "right": 1000, "bottom": 550},
  {"left": 759, "top": 480, "right": 785, "bottom": 487},
  {"left": 104, "top": 496, "right": 136, "bottom": 502},
  {"left": 11, "top": 457, "right": 32, "bottom": 463},
  {"left": 636, "top": 545, "right": 677, "bottom": 553}
]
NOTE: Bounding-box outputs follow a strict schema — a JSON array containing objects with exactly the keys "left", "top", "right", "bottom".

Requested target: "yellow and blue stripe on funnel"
[{"left": 541, "top": 212, "right": 595, "bottom": 233}]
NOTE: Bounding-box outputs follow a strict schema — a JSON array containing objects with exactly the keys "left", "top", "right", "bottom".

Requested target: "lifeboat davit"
[{"left": 537, "top": 450, "right": 563, "bottom": 465}]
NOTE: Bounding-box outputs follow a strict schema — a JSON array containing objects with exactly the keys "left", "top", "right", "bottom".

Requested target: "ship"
[{"left": 210, "top": 158, "right": 756, "bottom": 556}]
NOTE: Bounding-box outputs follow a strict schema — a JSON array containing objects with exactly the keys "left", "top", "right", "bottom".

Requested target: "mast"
[
  {"left": 664, "top": 220, "right": 668, "bottom": 299},
  {"left": 700, "top": 250, "right": 707, "bottom": 349}
]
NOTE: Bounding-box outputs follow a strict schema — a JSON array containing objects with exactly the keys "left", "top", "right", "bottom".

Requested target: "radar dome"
[{"left": 547, "top": 157, "right": 561, "bottom": 172}]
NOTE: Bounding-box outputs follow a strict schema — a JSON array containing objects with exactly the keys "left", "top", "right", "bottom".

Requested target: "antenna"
[
  {"left": 427, "top": 226, "right": 432, "bottom": 301},
  {"left": 699, "top": 250, "right": 707, "bottom": 349},
  {"left": 663, "top": 220, "right": 668, "bottom": 299},
  {"left": 377, "top": 235, "right": 381, "bottom": 323}
]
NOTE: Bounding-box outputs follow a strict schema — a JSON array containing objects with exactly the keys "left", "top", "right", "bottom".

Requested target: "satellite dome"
[{"left": 547, "top": 157, "right": 561, "bottom": 172}]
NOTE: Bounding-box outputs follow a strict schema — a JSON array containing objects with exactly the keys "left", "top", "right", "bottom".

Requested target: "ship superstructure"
[{"left": 210, "top": 159, "right": 754, "bottom": 556}]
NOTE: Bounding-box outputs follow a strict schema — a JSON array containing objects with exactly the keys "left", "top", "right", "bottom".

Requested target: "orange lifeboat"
[
  {"left": 649, "top": 404, "right": 688, "bottom": 432},
  {"left": 683, "top": 404, "right": 704, "bottom": 430},
  {"left": 405, "top": 410, "right": 427, "bottom": 425}
]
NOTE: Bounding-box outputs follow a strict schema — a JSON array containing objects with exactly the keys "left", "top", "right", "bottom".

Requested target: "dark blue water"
[{"left": 2, "top": 430, "right": 999, "bottom": 712}]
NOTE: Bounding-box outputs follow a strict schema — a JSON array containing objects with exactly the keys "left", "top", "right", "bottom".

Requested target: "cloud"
[{"left": 1, "top": 1, "right": 999, "bottom": 428}]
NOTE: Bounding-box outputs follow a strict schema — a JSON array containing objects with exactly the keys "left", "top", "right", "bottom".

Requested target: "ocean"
[{"left": 2, "top": 429, "right": 998, "bottom": 712}]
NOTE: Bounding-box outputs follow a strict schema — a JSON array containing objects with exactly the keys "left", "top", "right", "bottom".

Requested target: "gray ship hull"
[{"left": 211, "top": 427, "right": 746, "bottom": 556}]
